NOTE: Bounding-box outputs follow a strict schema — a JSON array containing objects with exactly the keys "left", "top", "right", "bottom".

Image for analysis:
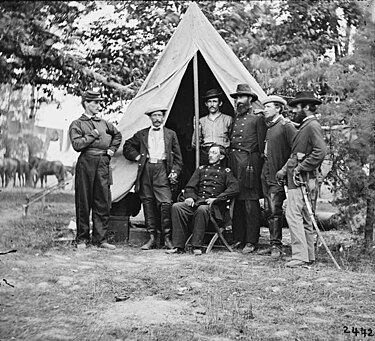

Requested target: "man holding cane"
[{"left": 276, "top": 91, "right": 326, "bottom": 268}]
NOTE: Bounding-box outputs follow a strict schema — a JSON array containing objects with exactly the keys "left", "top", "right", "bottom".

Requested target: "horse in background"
[
  {"left": 18, "top": 159, "right": 31, "bottom": 187},
  {"left": 29, "top": 156, "right": 65, "bottom": 188},
  {"left": 2, "top": 157, "right": 18, "bottom": 187}
]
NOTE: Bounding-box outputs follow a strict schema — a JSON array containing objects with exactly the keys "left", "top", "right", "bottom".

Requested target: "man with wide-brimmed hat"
[
  {"left": 192, "top": 88, "right": 233, "bottom": 165},
  {"left": 259, "top": 95, "right": 297, "bottom": 258},
  {"left": 275, "top": 91, "right": 326, "bottom": 268},
  {"left": 228, "top": 84, "right": 267, "bottom": 254},
  {"left": 123, "top": 104, "right": 183, "bottom": 250},
  {"left": 69, "top": 89, "right": 122, "bottom": 250}
]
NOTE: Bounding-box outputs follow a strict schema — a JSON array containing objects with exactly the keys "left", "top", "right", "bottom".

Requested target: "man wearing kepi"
[
  {"left": 276, "top": 91, "right": 326, "bottom": 268},
  {"left": 192, "top": 89, "right": 232, "bottom": 165},
  {"left": 69, "top": 89, "right": 122, "bottom": 250},
  {"left": 167, "top": 144, "right": 239, "bottom": 255},
  {"left": 259, "top": 95, "right": 297, "bottom": 258},
  {"left": 123, "top": 105, "right": 183, "bottom": 250},
  {"left": 228, "top": 84, "right": 267, "bottom": 254}
]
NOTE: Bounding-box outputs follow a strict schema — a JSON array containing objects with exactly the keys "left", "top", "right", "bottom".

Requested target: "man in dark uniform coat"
[
  {"left": 69, "top": 90, "right": 122, "bottom": 250},
  {"left": 259, "top": 95, "right": 297, "bottom": 258},
  {"left": 167, "top": 144, "right": 239, "bottom": 255},
  {"left": 276, "top": 91, "right": 326, "bottom": 268},
  {"left": 123, "top": 105, "right": 183, "bottom": 250},
  {"left": 228, "top": 84, "right": 267, "bottom": 254}
]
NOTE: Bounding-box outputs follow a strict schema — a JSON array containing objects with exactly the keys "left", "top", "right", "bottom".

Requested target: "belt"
[
  {"left": 148, "top": 158, "right": 166, "bottom": 164},
  {"left": 82, "top": 150, "right": 108, "bottom": 156}
]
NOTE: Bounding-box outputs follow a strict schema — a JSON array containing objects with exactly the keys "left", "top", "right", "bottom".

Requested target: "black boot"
[
  {"left": 141, "top": 200, "right": 157, "bottom": 250},
  {"left": 268, "top": 217, "right": 283, "bottom": 253},
  {"left": 161, "top": 202, "right": 174, "bottom": 249}
]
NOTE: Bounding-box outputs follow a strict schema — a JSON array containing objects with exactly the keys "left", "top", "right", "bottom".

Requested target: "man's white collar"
[{"left": 302, "top": 115, "right": 315, "bottom": 122}]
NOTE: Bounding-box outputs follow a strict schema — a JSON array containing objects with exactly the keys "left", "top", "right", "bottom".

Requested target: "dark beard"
[
  {"left": 292, "top": 110, "right": 306, "bottom": 124},
  {"left": 235, "top": 102, "right": 250, "bottom": 115}
]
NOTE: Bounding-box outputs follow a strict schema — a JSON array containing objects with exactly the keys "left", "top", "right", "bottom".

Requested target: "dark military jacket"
[
  {"left": 69, "top": 114, "right": 122, "bottom": 155},
  {"left": 184, "top": 163, "right": 239, "bottom": 205},
  {"left": 228, "top": 110, "right": 267, "bottom": 200},
  {"left": 262, "top": 116, "right": 297, "bottom": 187},
  {"left": 286, "top": 117, "right": 327, "bottom": 189}
]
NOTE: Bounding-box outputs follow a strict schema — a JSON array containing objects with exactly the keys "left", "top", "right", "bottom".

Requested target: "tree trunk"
[
  {"left": 343, "top": 25, "right": 352, "bottom": 57},
  {"left": 365, "top": 159, "right": 375, "bottom": 252}
]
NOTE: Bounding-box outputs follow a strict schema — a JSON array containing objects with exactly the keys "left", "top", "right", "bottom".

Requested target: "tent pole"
[{"left": 193, "top": 53, "right": 200, "bottom": 168}]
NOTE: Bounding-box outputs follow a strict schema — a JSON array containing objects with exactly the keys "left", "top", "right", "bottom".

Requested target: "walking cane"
[{"left": 295, "top": 174, "right": 341, "bottom": 270}]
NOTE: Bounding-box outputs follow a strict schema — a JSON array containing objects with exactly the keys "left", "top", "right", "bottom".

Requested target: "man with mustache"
[
  {"left": 167, "top": 144, "right": 239, "bottom": 255},
  {"left": 192, "top": 89, "right": 233, "bottom": 165},
  {"left": 123, "top": 105, "right": 183, "bottom": 250},
  {"left": 276, "top": 91, "right": 326, "bottom": 267},
  {"left": 259, "top": 95, "right": 297, "bottom": 258},
  {"left": 228, "top": 84, "right": 267, "bottom": 254}
]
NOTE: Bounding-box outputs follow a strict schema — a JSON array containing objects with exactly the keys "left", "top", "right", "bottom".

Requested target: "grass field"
[{"left": 0, "top": 189, "right": 374, "bottom": 341}]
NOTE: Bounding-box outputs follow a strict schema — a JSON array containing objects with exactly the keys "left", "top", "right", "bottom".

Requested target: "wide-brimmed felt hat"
[
  {"left": 82, "top": 90, "right": 104, "bottom": 102},
  {"left": 230, "top": 84, "right": 258, "bottom": 102},
  {"left": 202, "top": 88, "right": 223, "bottom": 100},
  {"left": 289, "top": 91, "right": 322, "bottom": 107},
  {"left": 261, "top": 95, "right": 287, "bottom": 106},
  {"left": 144, "top": 104, "right": 168, "bottom": 116}
]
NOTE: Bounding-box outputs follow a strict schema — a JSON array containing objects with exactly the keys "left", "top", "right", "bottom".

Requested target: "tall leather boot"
[
  {"left": 272, "top": 217, "right": 283, "bottom": 247},
  {"left": 141, "top": 200, "right": 157, "bottom": 250},
  {"left": 161, "top": 202, "right": 173, "bottom": 249},
  {"left": 269, "top": 217, "right": 283, "bottom": 258}
]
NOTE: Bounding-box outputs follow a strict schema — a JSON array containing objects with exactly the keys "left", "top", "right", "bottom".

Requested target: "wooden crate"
[{"left": 108, "top": 215, "right": 129, "bottom": 243}]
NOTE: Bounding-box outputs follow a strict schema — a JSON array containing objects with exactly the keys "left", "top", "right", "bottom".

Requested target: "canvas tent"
[{"left": 111, "top": 2, "right": 266, "bottom": 202}]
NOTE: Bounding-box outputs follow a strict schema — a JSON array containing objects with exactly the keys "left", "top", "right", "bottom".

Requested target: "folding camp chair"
[{"left": 177, "top": 191, "right": 234, "bottom": 253}]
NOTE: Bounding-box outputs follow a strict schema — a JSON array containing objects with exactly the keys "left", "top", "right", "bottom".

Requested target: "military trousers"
[
  {"left": 261, "top": 180, "right": 286, "bottom": 247},
  {"left": 232, "top": 199, "right": 261, "bottom": 245},
  {"left": 285, "top": 179, "right": 316, "bottom": 262},
  {"left": 75, "top": 153, "right": 111, "bottom": 245},
  {"left": 171, "top": 202, "right": 210, "bottom": 248}
]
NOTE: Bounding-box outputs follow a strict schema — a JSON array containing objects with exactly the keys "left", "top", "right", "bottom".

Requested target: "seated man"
[{"left": 167, "top": 144, "right": 239, "bottom": 255}]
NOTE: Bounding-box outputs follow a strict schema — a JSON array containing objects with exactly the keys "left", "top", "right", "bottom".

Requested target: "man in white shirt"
[
  {"left": 192, "top": 89, "right": 233, "bottom": 165},
  {"left": 123, "top": 105, "right": 183, "bottom": 250}
]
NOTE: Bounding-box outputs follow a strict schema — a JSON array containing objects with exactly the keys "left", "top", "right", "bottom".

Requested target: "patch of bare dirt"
[
  {"left": 0, "top": 189, "right": 374, "bottom": 341},
  {"left": 101, "top": 297, "right": 190, "bottom": 326}
]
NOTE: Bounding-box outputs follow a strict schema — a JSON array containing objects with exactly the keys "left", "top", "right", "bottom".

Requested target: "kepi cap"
[{"left": 82, "top": 89, "right": 104, "bottom": 102}]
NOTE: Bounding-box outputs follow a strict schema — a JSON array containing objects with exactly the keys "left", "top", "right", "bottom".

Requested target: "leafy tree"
[
  {"left": 319, "top": 4, "right": 375, "bottom": 251},
  {"left": 0, "top": 1, "right": 362, "bottom": 98}
]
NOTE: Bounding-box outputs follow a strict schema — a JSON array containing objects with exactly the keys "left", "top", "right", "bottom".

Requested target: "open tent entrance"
[
  {"left": 110, "top": 2, "right": 266, "bottom": 202},
  {"left": 166, "top": 51, "right": 234, "bottom": 185}
]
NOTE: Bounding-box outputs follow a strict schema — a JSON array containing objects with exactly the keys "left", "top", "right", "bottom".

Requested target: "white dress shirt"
[{"left": 148, "top": 127, "right": 166, "bottom": 160}]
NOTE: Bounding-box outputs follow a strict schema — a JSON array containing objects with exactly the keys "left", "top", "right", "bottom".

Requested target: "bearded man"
[
  {"left": 276, "top": 91, "right": 326, "bottom": 268},
  {"left": 228, "top": 84, "right": 267, "bottom": 254}
]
